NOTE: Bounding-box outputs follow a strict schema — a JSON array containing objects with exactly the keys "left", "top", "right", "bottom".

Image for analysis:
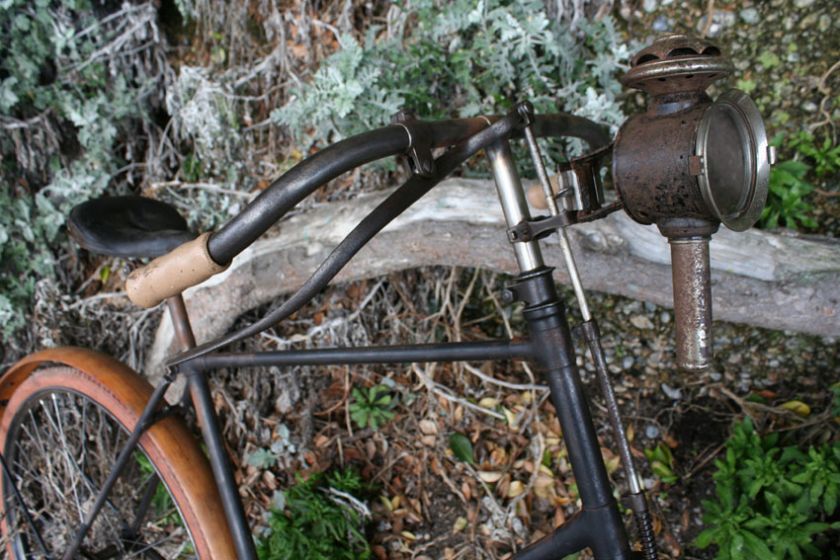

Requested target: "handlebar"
[
  {"left": 207, "top": 117, "right": 496, "bottom": 265},
  {"left": 125, "top": 111, "right": 610, "bottom": 309},
  {"left": 207, "top": 113, "right": 610, "bottom": 266}
]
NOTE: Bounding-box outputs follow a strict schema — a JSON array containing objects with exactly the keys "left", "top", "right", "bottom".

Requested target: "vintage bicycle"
[{"left": 0, "top": 34, "right": 772, "bottom": 559}]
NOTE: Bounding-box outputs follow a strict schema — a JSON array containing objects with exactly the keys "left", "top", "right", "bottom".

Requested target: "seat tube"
[
  {"left": 487, "top": 141, "right": 631, "bottom": 559},
  {"left": 167, "top": 296, "right": 258, "bottom": 560}
]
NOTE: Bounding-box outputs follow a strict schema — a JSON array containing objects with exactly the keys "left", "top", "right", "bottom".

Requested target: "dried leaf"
[
  {"left": 478, "top": 471, "right": 503, "bottom": 483},
  {"left": 479, "top": 397, "right": 499, "bottom": 408},
  {"left": 507, "top": 480, "right": 526, "bottom": 498},
  {"left": 419, "top": 419, "right": 438, "bottom": 435}
]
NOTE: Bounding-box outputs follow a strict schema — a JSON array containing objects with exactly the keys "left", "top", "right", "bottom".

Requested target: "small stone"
[
  {"left": 794, "top": 0, "right": 815, "bottom": 7},
  {"left": 660, "top": 311, "right": 671, "bottom": 324},
  {"left": 645, "top": 425, "right": 660, "bottom": 439},
  {"left": 740, "top": 7, "right": 760, "bottom": 24},
  {"left": 800, "top": 13, "right": 819, "bottom": 30},
  {"left": 661, "top": 383, "right": 683, "bottom": 400},
  {"left": 619, "top": 5, "right": 632, "bottom": 20},
  {"left": 819, "top": 15, "right": 831, "bottom": 32},
  {"left": 652, "top": 16, "right": 670, "bottom": 32},
  {"left": 697, "top": 10, "right": 736, "bottom": 37},
  {"left": 622, "top": 356, "right": 635, "bottom": 370},
  {"left": 630, "top": 315, "right": 655, "bottom": 330},
  {"left": 643, "top": 0, "right": 657, "bottom": 13},
  {"left": 802, "top": 101, "right": 818, "bottom": 113},
  {"left": 709, "top": 371, "right": 722, "bottom": 381}
]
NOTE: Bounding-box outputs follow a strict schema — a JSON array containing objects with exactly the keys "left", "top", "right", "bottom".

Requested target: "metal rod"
[
  {"left": 580, "top": 323, "right": 641, "bottom": 496},
  {"left": 193, "top": 340, "right": 534, "bottom": 371},
  {"left": 165, "top": 295, "right": 256, "bottom": 559},
  {"left": 523, "top": 121, "right": 656, "bottom": 559},
  {"left": 522, "top": 124, "right": 591, "bottom": 320},
  {"left": 127, "top": 471, "right": 162, "bottom": 537},
  {"left": 62, "top": 376, "right": 172, "bottom": 560},
  {"left": 167, "top": 294, "right": 197, "bottom": 349},
  {"left": 169, "top": 109, "right": 526, "bottom": 369},
  {"left": 186, "top": 368, "right": 258, "bottom": 560},
  {"left": 524, "top": 302, "right": 632, "bottom": 559},
  {"left": 669, "top": 236, "right": 713, "bottom": 372}
]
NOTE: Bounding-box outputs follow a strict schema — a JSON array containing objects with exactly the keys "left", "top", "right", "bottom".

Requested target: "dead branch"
[{"left": 144, "top": 178, "right": 840, "bottom": 380}]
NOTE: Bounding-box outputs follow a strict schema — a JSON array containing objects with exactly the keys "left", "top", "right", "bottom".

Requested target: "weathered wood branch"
[{"left": 146, "top": 178, "right": 840, "bottom": 378}]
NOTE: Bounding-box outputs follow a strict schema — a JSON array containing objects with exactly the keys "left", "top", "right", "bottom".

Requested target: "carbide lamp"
[{"left": 613, "top": 34, "right": 773, "bottom": 372}]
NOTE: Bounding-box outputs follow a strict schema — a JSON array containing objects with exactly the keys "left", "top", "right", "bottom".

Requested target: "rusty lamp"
[{"left": 613, "top": 34, "right": 773, "bottom": 372}]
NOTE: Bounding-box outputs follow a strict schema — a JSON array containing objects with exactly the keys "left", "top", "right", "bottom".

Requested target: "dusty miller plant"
[
  {"left": 273, "top": 0, "right": 630, "bottom": 155},
  {"left": 0, "top": 0, "right": 170, "bottom": 342}
]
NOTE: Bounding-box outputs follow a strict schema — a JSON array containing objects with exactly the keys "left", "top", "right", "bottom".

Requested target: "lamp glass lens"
[{"left": 705, "top": 104, "right": 751, "bottom": 218}]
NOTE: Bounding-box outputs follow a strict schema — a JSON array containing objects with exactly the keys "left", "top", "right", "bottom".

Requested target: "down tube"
[{"left": 486, "top": 139, "right": 632, "bottom": 559}]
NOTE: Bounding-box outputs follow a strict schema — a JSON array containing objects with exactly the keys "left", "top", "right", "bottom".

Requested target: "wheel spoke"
[{"left": 2, "top": 387, "right": 197, "bottom": 558}]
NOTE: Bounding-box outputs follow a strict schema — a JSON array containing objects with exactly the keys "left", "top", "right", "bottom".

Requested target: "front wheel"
[{"left": 0, "top": 365, "right": 236, "bottom": 559}]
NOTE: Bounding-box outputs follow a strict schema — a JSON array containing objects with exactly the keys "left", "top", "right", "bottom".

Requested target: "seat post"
[{"left": 166, "top": 294, "right": 197, "bottom": 350}]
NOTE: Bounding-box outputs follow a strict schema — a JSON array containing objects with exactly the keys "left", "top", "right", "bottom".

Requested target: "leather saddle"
[{"left": 68, "top": 196, "right": 196, "bottom": 259}]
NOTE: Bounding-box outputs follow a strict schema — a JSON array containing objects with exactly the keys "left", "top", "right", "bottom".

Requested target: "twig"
[
  {"left": 411, "top": 363, "right": 506, "bottom": 420},
  {"left": 148, "top": 180, "right": 254, "bottom": 198},
  {"left": 715, "top": 384, "right": 806, "bottom": 424},
  {"left": 0, "top": 110, "right": 53, "bottom": 130},
  {"left": 815, "top": 188, "right": 840, "bottom": 198},
  {"left": 701, "top": 0, "right": 715, "bottom": 37},
  {"left": 809, "top": 59, "right": 840, "bottom": 135},
  {"left": 462, "top": 363, "right": 548, "bottom": 392},
  {"left": 67, "top": 292, "right": 128, "bottom": 309}
]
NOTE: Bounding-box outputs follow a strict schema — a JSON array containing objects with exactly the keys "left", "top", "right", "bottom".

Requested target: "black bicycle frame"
[{"left": 66, "top": 105, "right": 633, "bottom": 560}]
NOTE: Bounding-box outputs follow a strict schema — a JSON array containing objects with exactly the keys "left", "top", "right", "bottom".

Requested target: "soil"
[{"left": 208, "top": 269, "right": 839, "bottom": 559}]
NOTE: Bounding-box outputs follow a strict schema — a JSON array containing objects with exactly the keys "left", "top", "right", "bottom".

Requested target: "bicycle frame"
[{"left": 26, "top": 106, "right": 637, "bottom": 560}]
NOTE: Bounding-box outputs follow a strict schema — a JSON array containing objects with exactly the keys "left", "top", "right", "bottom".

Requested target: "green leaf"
[
  {"left": 449, "top": 433, "right": 474, "bottom": 464},
  {"left": 694, "top": 528, "right": 716, "bottom": 549},
  {"left": 758, "top": 51, "right": 780, "bottom": 68},
  {"left": 742, "top": 530, "right": 773, "bottom": 558}
]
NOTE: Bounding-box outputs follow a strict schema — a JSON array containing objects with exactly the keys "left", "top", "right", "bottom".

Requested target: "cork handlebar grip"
[{"left": 125, "top": 233, "right": 228, "bottom": 308}]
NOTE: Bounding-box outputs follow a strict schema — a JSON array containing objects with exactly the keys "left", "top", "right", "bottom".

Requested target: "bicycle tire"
[{"left": 0, "top": 365, "right": 236, "bottom": 559}]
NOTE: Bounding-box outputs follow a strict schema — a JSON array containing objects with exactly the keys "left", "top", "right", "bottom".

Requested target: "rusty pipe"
[{"left": 669, "top": 236, "right": 713, "bottom": 372}]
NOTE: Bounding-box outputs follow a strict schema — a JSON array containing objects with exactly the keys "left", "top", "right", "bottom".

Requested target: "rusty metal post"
[{"left": 669, "top": 236, "right": 713, "bottom": 371}]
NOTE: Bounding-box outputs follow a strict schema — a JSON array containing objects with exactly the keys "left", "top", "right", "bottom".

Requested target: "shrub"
[
  {"left": 273, "top": 0, "right": 630, "bottom": 156},
  {"left": 0, "top": 0, "right": 168, "bottom": 337},
  {"left": 257, "top": 469, "right": 372, "bottom": 560},
  {"left": 695, "top": 418, "right": 840, "bottom": 559}
]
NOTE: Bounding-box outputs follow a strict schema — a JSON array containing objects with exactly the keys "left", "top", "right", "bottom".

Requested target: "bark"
[{"left": 146, "top": 178, "right": 840, "bottom": 380}]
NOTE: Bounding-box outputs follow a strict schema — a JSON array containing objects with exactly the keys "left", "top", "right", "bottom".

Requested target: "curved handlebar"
[
  {"left": 207, "top": 113, "right": 611, "bottom": 266},
  {"left": 207, "top": 117, "right": 496, "bottom": 265},
  {"left": 125, "top": 111, "right": 610, "bottom": 309}
]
